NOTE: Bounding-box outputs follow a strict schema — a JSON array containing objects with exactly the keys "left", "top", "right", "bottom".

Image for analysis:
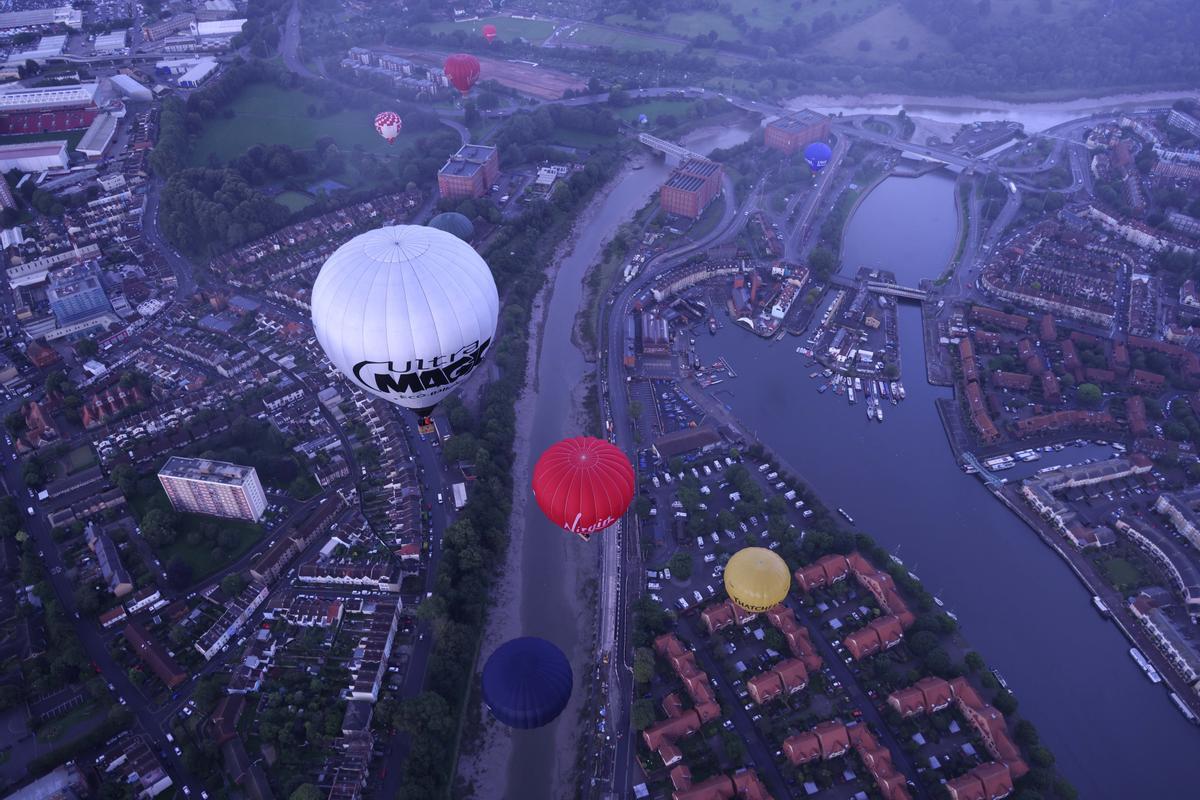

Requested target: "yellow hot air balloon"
[{"left": 724, "top": 547, "right": 790, "bottom": 613}]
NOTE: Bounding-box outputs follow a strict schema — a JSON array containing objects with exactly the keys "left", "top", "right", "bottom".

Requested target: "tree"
[
  {"left": 1077, "top": 383, "right": 1102, "bottom": 408},
  {"left": 290, "top": 785, "right": 322, "bottom": 800},
  {"left": 668, "top": 551, "right": 693, "bottom": 581},
  {"left": 993, "top": 689, "right": 1018, "bottom": 715},
  {"left": 629, "top": 400, "right": 643, "bottom": 420},
  {"left": 221, "top": 573, "right": 247, "bottom": 597},
  {"left": 166, "top": 557, "right": 193, "bottom": 589},
  {"left": 632, "top": 647, "right": 655, "bottom": 684},
  {"left": 631, "top": 698, "right": 657, "bottom": 731},
  {"left": 76, "top": 338, "right": 99, "bottom": 358},
  {"left": 809, "top": 247, "right": 837, "bottom": 279},
  {"left": 964, "top": 651, "right": 985, "bottom": 673}
]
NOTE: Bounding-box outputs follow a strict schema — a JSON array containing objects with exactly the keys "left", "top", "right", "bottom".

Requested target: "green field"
[
  {"left": 158, "top": 515, "right": 264, "bottom": 581},
  {"left": 612, "top": 99, "right": 696, "bottom": 124},
  {"left": 188, "top": 84, "right": 418, "bottom": 166},
  {"left": 0, "top": 129, "right": 86, "bottom": 151},
  {"left": 605, "top": 11, "right": 739, "bottom": 40},
  {"left": 274, "top": 190, "right": 316, "bottom": 212},
  {"left": 738, "top": 0, "right": 886, "bottom": 30},
  {"left": 64, "top": 445, "right": 96, "bottom": 475},
  {"left": 422, "top": 14, "right": 558, "bottom": 41},
  {"left": 1098, "top": 556, "right": 1148, "bottom": 591},
  {"left": 568, "top": 23, "right": 685, "bottom": 53}
]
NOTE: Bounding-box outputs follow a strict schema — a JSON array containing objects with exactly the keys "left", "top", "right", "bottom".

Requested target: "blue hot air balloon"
[
  {"left": 804, "top": 141, "right": 833, "bottom": 172},
  {"left": 482, "top": 637, "right": 573, "bottom": 729}
]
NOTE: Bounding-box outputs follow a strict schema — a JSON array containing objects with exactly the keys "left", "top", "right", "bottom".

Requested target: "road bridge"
[
  {"left": 637, "top": 132, "right": 702, "bottom": 166},
  {"left": 867, "top": 281, "right": 928, "bottom": 301},
  {"left": 961, "top": 451, "right": 1006, "bottom": 489}
]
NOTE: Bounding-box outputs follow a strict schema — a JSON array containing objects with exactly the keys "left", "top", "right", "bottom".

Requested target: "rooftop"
[
  {"left": 439, "top": 144, "right": 496, "bottom": 178},
  {"left": 159, "top": 455, "right": 257, "bottom": 486},
  {"left": 769, "top": 109, "right": 830, "bottom": 133}
]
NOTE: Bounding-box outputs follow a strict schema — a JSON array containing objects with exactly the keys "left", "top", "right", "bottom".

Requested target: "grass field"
[
  {"left": 37, "top": 702, "right": 98, "bottom": 743},
  {"left": 188, "top": 84, "right": 418, "bottom": 167},
  {"left": 64, "top": 445, "right": 96, "bottom": 475},
  {"left": 0, "top": 129, "right": 86, "bottom": 150},
  {"left": 567, "top": 23, "right": 686, "bottom": 53},
  {"left": 605, "top": 11, "right": 739, "bottom": 41},
  {"left": 274, "top": 190, "right": 316, "bottom": 212},
  {"left": 739, "top": 0, "right": 886, "bottom": 30},
  {"left": 612, "top": 99, "right": 696, "bottom": 125},
  {"left": 1098, "top": 556, "right": 1148, "bottom": 591},
  {"left": 814, "top": 3, "right": 951, "bottom": 63},
  {"left": 158, "top": 515, "right": 264, "bottom": 581},
  {"left": 422, "top": 15, "right": 558, "bottom": 42},
  {"left": 548, "top": 127, "right": 618, "bottom": 150}
]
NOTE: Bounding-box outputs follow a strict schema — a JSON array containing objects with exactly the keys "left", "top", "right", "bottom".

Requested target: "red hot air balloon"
[
  {"left": 373, "top": 111, "right": 402, "bottom": 144},
  {"left": 444, "top": 53, "right": 481, "bottom": 95},
  {"left": 482, "top": 23, "right": 497, "bottom": 44},
  {"left": 532, "top": 437, "right": 635, "bottom": 541}
]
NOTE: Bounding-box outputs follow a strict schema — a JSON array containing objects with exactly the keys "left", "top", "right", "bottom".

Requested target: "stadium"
[{"left": 0, "top": 83, "right": 100, "bottom": 135}]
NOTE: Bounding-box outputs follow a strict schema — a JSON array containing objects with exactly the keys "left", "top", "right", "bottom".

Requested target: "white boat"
[
  {"left": 875, "top": 405, "right": 883, "bottom": 422},
  {"left": 854, "top": 377, "right": 863, "bottom": 392},
  {"left": 1130, "top": 648, "right": 1163, "bottom": 683},
  {"left": 889, "top": 554, "right": 904, "bottom": 566},
  {"left": 1171, "top": 692, "right": 1199, "bottom": 725},
  {"left": 897, "top": 382, "right": 906, "bottom": 399},
  {"left": 867, "top": 397, "right": 876, "bottom": 419},
  {"left": 838, "top": 508, "right": 855, "bottom": 524},
  {"left": 1092, "top": 596, "right": 1110, "bottom": 617},
  {"left": 848, "top": 388, "right": 856, "bottom": 404},
  {"left": 991, "top": 669, "right": 1009, "bottom": 690},
  {"left": 933, "top": 597, "right": 945, "bottom": 607}
]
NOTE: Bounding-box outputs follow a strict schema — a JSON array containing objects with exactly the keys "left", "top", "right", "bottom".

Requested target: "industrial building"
[
  {"left": 141, "top": 13, "right": 195, "bottom": 41},
  {"left": 437, "top": 144, "right": 500, "bottom": 200},
  {"left": 109, "top": 73, "right": 153, "bottom": 102},
  {"left": 0, "top": 140, "right": 69, "bottom": 171},
  {"left": 76, "top": 113, "right": 118, "bottom": 159},
  {"left": 177, "top": 59, "right": 219, "bottom": 88},
  {"left": 47, "top": 262, "right": 112, "bottom": 325},
  {"left": 157, "top": 456, "right": 269, "bottom": 522},
  {"left": 193, "top": 19, "right": 246, "bottom": 38},
  {"left": 764, "top": 109, "right": 832, "bottom": 155},
  {"left": 659, "top": 158, "right": 723, "bottom": 219},
  {"left": 93, "top": 30, "right": 129, "bottom": 53},
  {"left": 5, "top": 34, "right": 68, "bottom": 67},
  {"left": 0, "top": 5, "right": 82, "bottom": 31},
  {"left": 0, "top": 82, "right": 100, "bottom": 135}
]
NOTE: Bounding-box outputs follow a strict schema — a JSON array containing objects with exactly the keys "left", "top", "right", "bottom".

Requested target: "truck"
[{"left": 451, "top": 482, "right": 468, "bottom": 511}]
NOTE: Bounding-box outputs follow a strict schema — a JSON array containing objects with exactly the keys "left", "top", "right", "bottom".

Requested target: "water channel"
[{"left": 693, "top": 172, "right": 1200, "bottom": 798}]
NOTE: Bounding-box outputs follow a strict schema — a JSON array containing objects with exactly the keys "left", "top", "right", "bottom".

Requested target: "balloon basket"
[{"left": 418, "top": 419, "right": 436, "bottom": 437}]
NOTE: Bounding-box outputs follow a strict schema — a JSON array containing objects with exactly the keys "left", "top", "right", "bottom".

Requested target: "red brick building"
[
  {"left": 660, "top": 158, "right": 723, "bottom": 219},
  {"left": 437, "top": 144, "right": 500, "bottom": 201},
  {"left": 764, "top": 109, "right": 831, "bottom": 155}
]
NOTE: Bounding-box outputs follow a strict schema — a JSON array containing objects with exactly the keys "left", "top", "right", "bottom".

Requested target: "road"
[
  {"left": 281, "top": 1, "right": 320, "bottom": 81},
  {"left": 143, "top": 179, "right": 199, "bottom": 298},
  {"left": 0, "top": 438, "right": 202, "bottom": 795},
  {"left": 597, "top": 173, "right": 764, "bottom": 795}
]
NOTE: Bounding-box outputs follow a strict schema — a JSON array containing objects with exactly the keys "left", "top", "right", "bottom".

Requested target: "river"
[
  {"left": 782, "top": 88, "right": 1197, "bottom": 132},
  {"left": 506, "top": 156, "right": 671, "bottom": 799},
  {"left": 693, "top": 174, "right": 1200, "bottom": 798}
]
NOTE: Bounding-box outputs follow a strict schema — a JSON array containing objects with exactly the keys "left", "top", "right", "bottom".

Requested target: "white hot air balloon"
[{"left": 311, "top": 225, "right": 499, "bottom": 429}]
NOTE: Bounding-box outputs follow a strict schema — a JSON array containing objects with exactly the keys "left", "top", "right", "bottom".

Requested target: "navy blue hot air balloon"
[
  {"left": 804, "top": 141, "right": 833, "bottom": 172},
  {"left": 481, "top": 637, "right": 573, "bottom": 729}
]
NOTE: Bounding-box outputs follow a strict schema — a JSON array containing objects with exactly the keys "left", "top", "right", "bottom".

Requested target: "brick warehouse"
[
  {"left": 660, "top": 158, "right": 723, "bottom": 219},
  {"left": 437, "top": 144, "right": 500, "bottom": 201},
  {"left": 764, "top": 109, "right": 831, "bottom": 155}
]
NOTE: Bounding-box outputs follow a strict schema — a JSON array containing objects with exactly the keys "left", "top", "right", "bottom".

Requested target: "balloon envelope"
[
  {"left": 444, "top": 53, "right": 481, "bottom": 94},
  {"left": 311, "top": 225, "right": 499, "bottom": 417},
  {"left": 804, "top": 141, "right": 832, "bottom": 172},
  {"left": 482, "top": 637, "right": 573, "bottom": 729},
  {"left": 725, "top": 547, "right": 790, "bottom": 613},
  {"left": 373, "top": 111, "right": 402, "bottom": 144},
  {"left": 532, "top": 437, "right": 635, "bottom": 538},
  {"left": 482, "top": 23, "right": 497, "bottom": 43},
  {"left": 428, "top": 211, "right": 475, "bottom": 242}
]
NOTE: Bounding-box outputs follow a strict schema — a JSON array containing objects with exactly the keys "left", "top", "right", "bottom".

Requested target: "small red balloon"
[
  {"left": 444, "top": 53, "right": 481, "bottom": 95},
  {"left": 532, "top": 437, "right": 635, "bottom": 539},
  {"left": 482, "top": 24, "right": 497, "bottom": 44}
]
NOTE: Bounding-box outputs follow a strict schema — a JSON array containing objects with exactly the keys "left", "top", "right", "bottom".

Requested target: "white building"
[
  {"left": 0, "top": 141, "right": 69, "bottom": 172},
  {"left": 177, "top": 59, "right": 218, "bottom": 89},
  {"left": 93, "top": 30, "right": 129, "bottom": 53},
  {"left": 0, "top": 6, "right": 81, "bottom": 31},
  {"left": 76, "top": 113, "right": 117, "bottom": 160},
  {"left": 109, "top": 73, "right": 152, "bottom": 102},
  {"left": 193, "top": 19, "right": 246, "bottom": 37},
  {"left": 158, "top": 456, "right": 268, "bottom": 522}
]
